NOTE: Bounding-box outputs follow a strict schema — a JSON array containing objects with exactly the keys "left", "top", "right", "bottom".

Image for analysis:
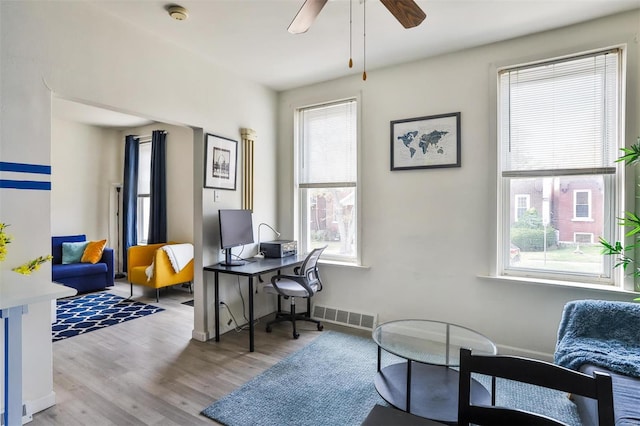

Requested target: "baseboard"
[
  {"left": 191, "top": 329, "right": 209, "bottom": 342},
  {"left": 2, "top": 392, "right": 55, "bottom": 425},
  {"left": 29, "top": 391, "right": 56, "bottom": 418}
]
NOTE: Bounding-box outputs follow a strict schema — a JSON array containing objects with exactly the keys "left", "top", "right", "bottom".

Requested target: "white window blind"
[
  {"left": 138, "top": 142, "right": 152, "bottom": 194},
  {"left": 500, "top": 49, "right": 619, "bottom": 177},
  {"left": 300, "top": 100, "right": 357, "bottom": 187}
]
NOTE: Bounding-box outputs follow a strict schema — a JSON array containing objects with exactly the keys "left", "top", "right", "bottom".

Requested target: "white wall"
[
  {"left": 1, "top": 0, "right": 278, "bottom": 415},
  {"left": 51, "top": 118, "right": 121, "bottom": 240},
  {"left": 278, "top": 10, "right": 640, "bottom": 359}
]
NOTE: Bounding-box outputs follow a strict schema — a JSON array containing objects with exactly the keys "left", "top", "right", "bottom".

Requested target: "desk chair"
[
  {"left": 362, "top": 347, "right": 614, "bottom": 426},
  {"left": 263, "top": 246, "right": 326, "bottom": 339}
]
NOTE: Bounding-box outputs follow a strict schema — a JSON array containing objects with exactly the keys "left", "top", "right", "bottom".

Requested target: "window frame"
[
  {"left": 137, "top": 140, "right": 152, "bottom": 245},
  {"left": 514, "top": 194, "right": 530, "bottom": 221},
  {"left": 293, "top": 95, "right": 362, "bottom": 265},
  {"left": 573, "top": 189, "right": 592, "bottom": 221},
  {"left": 574, "top": 232, "right": 594, "bottom": 244},
  {"left": 496, "top": 47, "right": 625, "bottom": 287}
]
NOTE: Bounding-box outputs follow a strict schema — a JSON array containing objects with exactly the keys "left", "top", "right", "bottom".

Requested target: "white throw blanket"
[
  {"left": 161, "top": 243, "right": 194, "bottom": 274},
  {"left": 145, "top": 243, "right": 194, "bottom": 281}
]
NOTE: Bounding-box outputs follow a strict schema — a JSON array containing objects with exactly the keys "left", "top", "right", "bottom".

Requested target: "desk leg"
[
  {"left": 2, "top": 305, "right": 27, "bottom": 426},
  {"left": 248, "top": 276, "right": 254, "bottom": 352},
  {"left": 214, "top": 271, "right": 220, "bottom": 342},
  {"left": 406, "top": 360, "right": 412, "bottom": 413}
]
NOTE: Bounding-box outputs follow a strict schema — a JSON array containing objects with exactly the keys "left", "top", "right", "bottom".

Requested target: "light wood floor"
[{"left": 30, "top": 281, "right": 368, "bottom": 426}]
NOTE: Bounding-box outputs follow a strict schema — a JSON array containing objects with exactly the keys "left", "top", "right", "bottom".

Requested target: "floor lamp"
[{"left": 115, "top": 185, "right": 126, "bottom": 279}]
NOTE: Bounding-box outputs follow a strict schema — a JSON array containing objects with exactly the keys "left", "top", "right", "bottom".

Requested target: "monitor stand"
[{"left": 220, "top": 248, "right": 245, "bottom": 266}]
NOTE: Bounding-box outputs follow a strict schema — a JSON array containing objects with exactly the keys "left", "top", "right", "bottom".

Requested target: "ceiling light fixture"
[{"left": 168, "top": 5, "right": 189, "bottom": 21}]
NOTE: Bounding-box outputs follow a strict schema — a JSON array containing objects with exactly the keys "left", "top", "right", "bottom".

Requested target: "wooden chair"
[
  {"left": 457, "top": 347, "right": 614, "bottom": 426},
  {"left": 362, "top": 347, "right": 614, "bottom": 426}
]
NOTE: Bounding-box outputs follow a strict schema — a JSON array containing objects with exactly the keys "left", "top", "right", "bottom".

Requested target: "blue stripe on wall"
[
  {"left": 0, "top": 161, "right": 51, "bottom": 175},
  {"left": 0, "top": 161, "right": 51, "bottom": 190},
  {"left": 0, "top": 180, "right": 51, "bottom": 190}
]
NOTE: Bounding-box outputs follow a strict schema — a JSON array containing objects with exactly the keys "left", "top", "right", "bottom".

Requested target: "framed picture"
[
  {"left": 390, "top": 112, "right": 461, "bottom": 171},
  {"left": 204, "top": 133, "right": 238, "bottom": 190}
]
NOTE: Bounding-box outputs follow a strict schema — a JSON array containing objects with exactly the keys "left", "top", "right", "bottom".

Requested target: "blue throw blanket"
[{"left": 554, "top": 299, "right": 640, "bottom": 378}]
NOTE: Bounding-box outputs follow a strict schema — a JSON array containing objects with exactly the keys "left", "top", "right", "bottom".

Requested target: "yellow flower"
[
  {"left": 12, "top": 255, "right": 53, "bottom": 276},
  {"left": 1, "top": 221, "right": 52, "bottom": 276},
  {"left": 0, "top": 222, "right": 12, "bottom": 262}
]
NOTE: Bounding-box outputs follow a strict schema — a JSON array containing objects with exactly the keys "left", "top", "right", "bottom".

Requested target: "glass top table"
[{"left": 372, "top": 319, "right": 497, "bottom": 423}]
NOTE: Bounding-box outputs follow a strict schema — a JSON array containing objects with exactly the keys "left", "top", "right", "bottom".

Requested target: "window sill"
[
  {"left": 319, "top": 259, "right": 370, "bottom": 269},
  {"left": 477, "top": 274, "right": 637, "bottom": 296}
]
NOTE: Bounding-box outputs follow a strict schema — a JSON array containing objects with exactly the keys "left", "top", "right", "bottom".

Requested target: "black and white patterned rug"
[{"left": 52, "top": 292, "right": 164, "bottom": 342}]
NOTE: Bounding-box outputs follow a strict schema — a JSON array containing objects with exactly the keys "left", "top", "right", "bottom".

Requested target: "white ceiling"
[
  {"left": 53, "top": 98, "right": 155, "bottom": 129},
  {"left": 55, "top": 0, "right": 640, "bottom": 127}
]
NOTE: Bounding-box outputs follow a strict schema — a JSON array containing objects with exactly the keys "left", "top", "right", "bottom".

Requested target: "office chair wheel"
[
  {"left": 293, "top": 331, "right": 300, "bottom": 339},
  {"left": 317, "top": 323, "right": 324, "bottom": 331},
  {"left": 266, "top": 325, "right": 272, "bottom": 333}
]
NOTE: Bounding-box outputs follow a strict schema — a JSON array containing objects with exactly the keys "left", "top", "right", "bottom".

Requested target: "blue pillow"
[{"left": 62, "top": 241, "right": 89, "bottom": 264}]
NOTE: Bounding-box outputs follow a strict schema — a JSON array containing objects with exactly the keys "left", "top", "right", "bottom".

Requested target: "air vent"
[{"left": 312, "top": 304, "right": 377, "bottom": 331}]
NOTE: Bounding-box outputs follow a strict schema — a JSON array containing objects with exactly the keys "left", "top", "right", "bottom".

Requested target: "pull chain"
[
  {"left": 362, "top": 0, "right": 367, "bottom": 80},
  {"left": 349, "top": 0, "right": 353, "bottom": 68}
]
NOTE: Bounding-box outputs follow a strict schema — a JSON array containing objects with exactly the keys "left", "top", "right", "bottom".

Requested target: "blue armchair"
[{"left": 51, "top": 234, "right": 114, "bottom": 293}]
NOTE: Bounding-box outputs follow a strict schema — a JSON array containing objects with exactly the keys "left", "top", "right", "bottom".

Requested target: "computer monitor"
[{"left": 218, "top": 209, "right": 254, "bottom": 266}]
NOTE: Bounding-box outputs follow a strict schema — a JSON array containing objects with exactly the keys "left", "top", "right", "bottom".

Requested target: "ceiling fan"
[{"left": 288, "top": 0, "right": 426, "bottom": 34}]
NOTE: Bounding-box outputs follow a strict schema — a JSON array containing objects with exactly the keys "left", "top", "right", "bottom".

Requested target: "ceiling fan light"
[{"left": 168, "top": 5, "right": 189, "bottom": 21}]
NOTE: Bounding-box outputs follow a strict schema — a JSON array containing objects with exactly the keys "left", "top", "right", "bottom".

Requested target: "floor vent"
[{"left": 312, "top": 304, "right": 377, "bottom": 331}]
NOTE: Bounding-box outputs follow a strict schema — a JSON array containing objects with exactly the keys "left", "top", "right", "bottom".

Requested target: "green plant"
[
  {"left": 600, "top": 137, "right": 640, "bottom": 297},
  {"left": 511, "top": 209, "right": 557, "bottom": 251}
]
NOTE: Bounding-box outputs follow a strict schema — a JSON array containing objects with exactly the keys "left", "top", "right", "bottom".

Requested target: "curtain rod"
[{"left": 128, "top": 130, "right": 168, "bottom": 140}]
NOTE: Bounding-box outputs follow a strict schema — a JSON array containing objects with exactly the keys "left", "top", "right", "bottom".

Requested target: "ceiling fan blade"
[
  {"left": 288, "top": 0, "right": 329, "bottom": 34},
  {"left": 379, "top": 0, "right": 426, "bottom": 29}
]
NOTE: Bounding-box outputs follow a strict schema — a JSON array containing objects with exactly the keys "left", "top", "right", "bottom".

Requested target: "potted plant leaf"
[{"left": 600, "top": 137, "right": 640, "bottom": 299}]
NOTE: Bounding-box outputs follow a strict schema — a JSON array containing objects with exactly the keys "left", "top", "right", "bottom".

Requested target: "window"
[
  {"left": 296, "top": 98, "right": 358, "bottom": 263},
  {"left": 573, "top": 190, "right": 591, "bottom": 220},
  {"left": 575, "top": 233, "right": 594, "bottom": 244},
  {"left": 137, "top": 141, "right": 151, "bottom": 244},
  {"left": 515, "top": 194, "right": 530, "bottom": 221},
  {"left": 498, "top": 48, "right": 622, "bottom": 284}
]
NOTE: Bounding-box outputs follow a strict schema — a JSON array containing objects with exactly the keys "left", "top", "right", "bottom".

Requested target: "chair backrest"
[
  {"left": 457, "top": 347, "right": 614, "bottom": 426},
  {"left": 299, "top": 246, "right": 326, "bottom": 290}
]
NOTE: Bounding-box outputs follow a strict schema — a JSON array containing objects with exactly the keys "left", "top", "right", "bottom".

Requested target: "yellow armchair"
[{"left": 127, "top": 242, "right": 194, "bottom": 302}]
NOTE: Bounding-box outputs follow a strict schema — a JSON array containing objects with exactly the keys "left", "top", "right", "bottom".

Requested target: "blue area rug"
[
  {"left": 201, "top": 331, "right": 582, "bottom": 426},
  {"left": 53, "top": 292, "right": 164, "bottom": 342}
]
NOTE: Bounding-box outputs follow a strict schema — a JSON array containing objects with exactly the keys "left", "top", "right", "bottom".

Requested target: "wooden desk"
[
  {"left": 204, "top": 255, "right": 305, "bottom": 352},
  {"left": 1, "top": 277, "right": 76, "bottom": 426}
]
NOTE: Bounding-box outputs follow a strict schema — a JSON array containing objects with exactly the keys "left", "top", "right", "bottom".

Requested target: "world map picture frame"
[
  {"left": 390, "top": 112, "right": 461, "bottom": 171},
  {"left": 204, "top": 133, "right": 238, "bottom": 190}
]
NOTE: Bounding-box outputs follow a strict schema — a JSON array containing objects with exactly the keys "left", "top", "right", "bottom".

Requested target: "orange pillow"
[{"left": 81, "top": 239, "right": 107, "bottom": 264}]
